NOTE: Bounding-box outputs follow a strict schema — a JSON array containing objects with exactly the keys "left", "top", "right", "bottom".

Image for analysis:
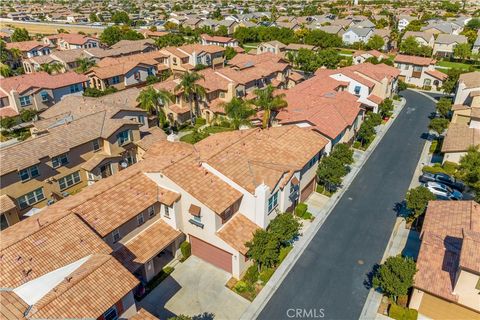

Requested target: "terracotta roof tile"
[
  {"left": 217, "top": 213, "right": 259, "bottom": 255},
  {"left": 394, "top": 54, "right": 435, "bottom": 66},
  {"left": 441, "top": 123, "right": 480, "bottom": 153},
  {"left": 0, "top": 194, "right": 17, "bottom": 213},
  {"left": 130, "top": 308, "right": 159, "bottom": 320},
  {"left": 0, "top": 291, "right": 28, "bottom": 320},
  {"left": 0, "top": 71, "right": 87, "bottom": 95}
]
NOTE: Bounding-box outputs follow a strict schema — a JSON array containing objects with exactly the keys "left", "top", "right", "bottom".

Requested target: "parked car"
[
  {"left": 423, "top": 182, "right": 463, "bottom": 200},
  {"left": 419, "top": 172, "right": 465, "bottom": 192}
]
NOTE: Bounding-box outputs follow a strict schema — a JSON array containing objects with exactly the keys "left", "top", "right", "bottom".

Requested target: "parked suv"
[
  {"left": 419, "top": 172, "right": 465, "bottom": 192},
  {"left": 423, "top": 182, "right": 463, "bottom": 200}
]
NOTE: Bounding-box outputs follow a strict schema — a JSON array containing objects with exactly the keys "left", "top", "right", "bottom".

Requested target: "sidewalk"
[
  {"left": 359, "top": 116, "right": 431, "bottom": 320},
  {"left": 241, "top": 97, "right": 407, "bottom": 320}
]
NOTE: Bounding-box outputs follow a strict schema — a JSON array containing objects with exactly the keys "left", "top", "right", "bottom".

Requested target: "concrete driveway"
[{"left": 139, "top": 256, "right": 250, "bottom": 320}]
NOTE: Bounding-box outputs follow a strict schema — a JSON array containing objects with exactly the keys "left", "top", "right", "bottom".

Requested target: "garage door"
[
  {"left": 300, "top": 178, "right": 315, "bottom": 202},
  {"left": 190, "top": 235, "right": 232, "bottom": 273}
]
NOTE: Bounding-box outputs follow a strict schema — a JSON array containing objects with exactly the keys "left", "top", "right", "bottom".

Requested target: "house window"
[
  {"left": 19, "top": 165, "right": 40, "bottom": 182},
  {"left": 58, "top": 171, "right": 81, "bottom": 190},
  {"left": 148, "top": 205, "right": 155, "bottom": 217},
  {"left": 147, "top": 67, "right": 154, "bottom": 76},
  {"left": 117, "top": 130, "right": 132, "bottom": 145},
  {"left": 137, "top": 115, "right": 145, "bottom": 124},
  {"left": 306, "top": 155, "right": 317, "bottom": 169},
  {"left": 413, "top": 66, "right": 422, "bottom": 72},
  {"left": 51, "top": 153, "right": 69, "bottom": 168},
  {"left": 164, "top": 205, "right": 170, "bottom": 218},
  {"left": 112, "top": 229, "right": 121, "bottom": 243},
  {"left": 40, "top": 90, "right": 49, "bottom": 102},
  {"left": 354, "top": 85, "right": 361, "bottom": 95},
  {"left": 193, "top": 215, "right": 201, "bottom": 223},
  {"left": 134, "top": 71, "right": 141, "bottom": 80},
  {"left": 137, "top": 213, "right": 145, "bottom": 225},
  {"left": 17, "top": 188, "right": 45, "bottom": 209},
  {"left": 69, "top": 83, "right": 82, "bottom": 93},
  {"left": 111, "top": 76, "right": 120, "bottom": 84},
  {"left": 19, "top": 95, "right": 32, "bottom": 107},
  {"left": 92, "top": 139, "right": 100, "bottom": 151},
  {"left": 268, "top": 191, "right": 279, "bottom": 213}
]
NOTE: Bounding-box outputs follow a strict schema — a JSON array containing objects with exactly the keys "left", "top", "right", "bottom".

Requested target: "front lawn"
[
  {"left": 180, "top": 125, "right": 233, "bottom": 144},
  {"left": 436, "top": 60, "right": 480, "bottom": 70}
]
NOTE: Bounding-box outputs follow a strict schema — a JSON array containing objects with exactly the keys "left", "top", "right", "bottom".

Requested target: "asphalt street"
[{"left": 257, "top": 90, "right": 437, "bottom": 320}]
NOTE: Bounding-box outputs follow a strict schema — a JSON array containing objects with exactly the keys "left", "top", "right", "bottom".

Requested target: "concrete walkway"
[{"left": 139, "top": 256, "right": 249, "bottom": 320}]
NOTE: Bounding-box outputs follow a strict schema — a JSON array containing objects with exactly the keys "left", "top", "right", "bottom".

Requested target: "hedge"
[
  {"left": 295, "top": 203, "right": 308, "bottom": 217},
  {"left": 180, "top": 241, "right": 191, "bottom": 260},
  {"left": 388, "top": 303, "right": 418, "bottom": 320}
]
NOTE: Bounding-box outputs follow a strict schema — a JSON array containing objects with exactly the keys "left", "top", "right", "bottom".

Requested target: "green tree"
[
  {"left": 221, "top": 97, "right": 255, "bottom": 129},
  {"left": 267, "top": 213, "right": 301, "bottom": 247},
  {"left": 330, "top": 143, "right": 354, "bottom": 165},
  {"left": 357, "top": 121, "right": 376, "bottom": 147},
  {"left": 466, "top": 18, "right": 480, "bottom": 30},
  {"left": 405, "top": 186, "right": 436, "bottom": 222},
  {"left": 89, "top": 12, "right": 99, "bottom": 22},
  {"left": 246, "top": 229, "right": 279, "bottom": 272},
  {"left": 0, "top": 116, "right": 16, "bottom": 130},
  {"left": 11, "top": 28, "right": 31, "bottom": 42},
  {"left": 428, "top": 118, "right": 449, "bottom": 136},
  {"left": 373, "top": 255, "right": 417, "bottom": 303},
  {"left": 39, "top": 63, "right": 63, "bottom": 75},
  {"left": 224, "top": 46, "right": 237, "bottom": 60},
  {"left": 75, "top": 57, "right": 96, "bottom": 73},
  {"left": 136, "top": 86, "right": 173, "bottom": 127},
  {"left": 0, "top": 63, "right": 11, "bottom": 77},
  {"left": 317, "top": 155, "right": 347, "bottom": 192},
  {"left": 111, "top": 11, "right": 130, "bottom": 25},
  {"left": 366, "top": 35, "right": 385, "bottom": 51},
  {"left": 456, "top": 147, "right": 480, "bottom": 202},
  {"left": 212, "top": 7, "right": 222, "bottom": 20},
  {"left": 453, "top": 43, "right": 472, "bottom": 62},
  {"left": 19, "top": 109, "right": 37, "bottom": 122},
  {"left": 154, "top": 33, "right": 186, "bottom": 48},
  {"left": 174, "top": 72, "right": 206, "bottom": 120},
  {"left": 251, "top": 85, "right": 288, "bottom": 129},
  {"left": 400, "top": 36, "right": 432, "bottom": 57},
  {"left": 436, "top": 97, "right": 452, "bottom": 118},
  {"left": 99, "top": 26, "right": 143, "bottom": 46},
  {"left": 304, "top": 30, "right": 342, "bottom": 49},
  {"left": 441, "top": 68, "right": 463, "bottom": 94},
  {"left": 378, "top": 98, "right": 394, "bottom": 118}
]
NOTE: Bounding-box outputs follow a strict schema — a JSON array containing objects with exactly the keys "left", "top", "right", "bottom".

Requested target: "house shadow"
[
  {"left": 139, "top": 275, "right": 182, "bottom": 320},
  {"left": 393, "top": 200, "right": 409, "bottom": 219},
  {"left": 401, "top": 228, "right": 421, "bottom": 261},
  {"left": 442, "top": 235, "right": 462, "bottom": 291},
  {"left": 363, "top": 263, "right": 381, "bottom": 291}
]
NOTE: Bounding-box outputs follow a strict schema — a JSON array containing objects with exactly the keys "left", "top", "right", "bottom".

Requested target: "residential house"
[
  {"left": 352, "top": 50, "right": 386, "bottom": 65},
  {"left": 403, "top": 31, "right": 435, "bottom": 48},
  {"left": 421, "top": 21, "right": 463, "bottom": 35},
  {"left": 0, "top": 89, "right": 147, "bottom": 217},
  {"left": 200, "top": 34, "right": 239, "bottom": 48},
  {"left": 86, "top": 51, "right": 170, "bottom": 91},
  {"left": 409, "top": 201, "right": 480, "bottom": 319},
  {"left": 372, "top": 28, "right": 390, "bottom": 51},
  {"left": 276, "top": 76, "right": 363, "bottom": 152},
  {"left": 0, "top": 72, "right": 87, "bottom": 117},
  {"left": 160, "top": 44, "right": 225, "bottom": 74},
  {"left": 441, "top": 123, "right": 480, "bottom": 164},
  {"left": 0, "top": 195, "right": 20, "bottom": 231},
  {"left": 342, "top": 27, "right": 373, "bottom": 45},
  {"left": 284, "top": 43, "right": 317, "bottom": 56},
  {"left": 140, "top": 29, "right": 169, "bottom": 39},
  {"left": 433, "top": 34, "right": 468, "bottom": 58},
  {"left": 397, "top": 15, "right": 416, "bottom": 32},
  {"left": 6, "top": 40, "right": 51, "bottom": 59},
  {"left": 454, "top": 71, "right": 480, "bottom": 107},
  {"left": 0, "top": 211, "right": 140, "bottom": 319},
  {"left": 43, "top": 33, "right": 99, "bottom": 50},
  {"left": 315, "top": 62, "right": 400, "bottom": 113},
  {"left": 256, "top": 40, "right": 287, "bottom": 55},
  {"left": 394, "top": 54, "right": 447, "bottom": 89},
  {"left": 312, "top": 25, "right": 345, "bottom": 36}
]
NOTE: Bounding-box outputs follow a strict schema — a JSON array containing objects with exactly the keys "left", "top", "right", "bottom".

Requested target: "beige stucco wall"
[
  {"left": 454, "top": 269, "right": 480, "bottom": 311},
  {"left": 443, "top": 151, "right": 466, "bottom": 164}
]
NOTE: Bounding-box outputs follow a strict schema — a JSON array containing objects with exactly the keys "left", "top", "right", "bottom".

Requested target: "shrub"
[
  {"left": 243, "top": 265, "right": 259, "bottom": 284},
  {"left": 388, "top": 303, "right": 418, "bottom": 320},
  {"left": 442, "top": 161, "right": 458, "bottom": 175},
  {"left": 303, "top": 211, "right": 314, "bottom": 220},
  {"left": 267, "top": 213, "right": 301, "bottom": 246},
  {"left": 373, "top": 255, "right": 417, "bottom": 302},
  {"left": 398, "top": 80, "right": 407, "bottom": 91},
  {"left": 278, "top": 246, "right": 293, "bottom": 263},
  {"left": 233, "top": 280, "right": 250, "bottom": 293},
  {"left": 294, "top": 203, "right": 308, "bottom": 217},
  {"left": 180, "top": 241, "right": 191, "bottom": 260},
  {"left": 353, "top": 141, "right": 362, "bottom": 149},
  {"left": 195, "top": 117, "right": 207, "bottom": 126},
  {"left": 393, "top": 94, "right": 401, "bottom": 101},
  {"left": 259, "top": 267, "right": 275, "bottom": 284}
]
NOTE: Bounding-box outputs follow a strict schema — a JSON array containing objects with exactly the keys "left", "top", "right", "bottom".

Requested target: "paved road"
[{"left": 258, "top": 90, "right": 436, "bottom": 320}]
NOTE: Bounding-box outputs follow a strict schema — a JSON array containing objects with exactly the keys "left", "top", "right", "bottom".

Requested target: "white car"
[{"left": 423, "top": 182, "right": 463, "bottom": 200}]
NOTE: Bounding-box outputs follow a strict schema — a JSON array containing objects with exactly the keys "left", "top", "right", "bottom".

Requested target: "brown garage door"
[
  {"left": 300, "top": 178, "right": 315, "bottom": 202},
  {"left": 190, "top": 235, "right": 232, "bottom": 273}
]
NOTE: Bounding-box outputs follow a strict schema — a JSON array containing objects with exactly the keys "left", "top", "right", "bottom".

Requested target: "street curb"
[
  {"left": 240, "top": 97, "right": 407, "bottom": 320},
  {"left": 410, "top": 89, "right": 439, "bottom": 103}
]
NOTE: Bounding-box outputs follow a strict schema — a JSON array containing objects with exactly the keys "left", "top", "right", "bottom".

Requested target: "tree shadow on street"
[{"left": 363, "top": 263, "right": 380, "bottom": 291}]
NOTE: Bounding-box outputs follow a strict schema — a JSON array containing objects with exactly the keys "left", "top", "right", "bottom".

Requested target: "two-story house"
[
  {"left": 85, "top": 51, "right": 170, "bottom": 91},
  {"left": 342, "top": 27, "right": 373, "bottom": 45},
  {"left": 394, "top": 54, "right": 447, "bottom": 89},
  {"left": 256, "top": 40, "right": 287, "bottom": 55},
  {"left": 200, "top": 34, "right": 239, "bottom": 48},
  {"left": 43, "top": 33, "right": 100, "bottom": 50},
  {"left": 0, "top": 91, "right": 146, "bottom": 218},
  {"left": 403, "top": 31, "right": 435, "bottom": 48},
  {"left": 454, "top": 71, "right": 480, "bottom": 108},
  {"left": 6, "top": 40, "right": 51, "bottom": 59},
  {"left": 0, "top": 72, "right": 88, "bottom": 117},
  {"left": 433, "top": 34, "right": 468, "bottom": 58},
  {"left": 160, "top": 44, "right": 226, "bottom": 75},
  {"left": 409, "top": 201, "right": 480, "bottom": 319}
]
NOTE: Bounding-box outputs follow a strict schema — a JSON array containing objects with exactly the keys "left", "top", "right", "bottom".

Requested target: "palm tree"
[
  {"left": 75, "top": 57, "right": 96, "bottom": 73},
  {"left": 136, "top": 86, "right": 173, "bottom": 127},
  {"left": 251, "top": 85, "right": 288, "bottom": 129},
  {"left": 40, "top": 63, "right": 63, "bottom": 75},
  {"left": 174, "top": 71, "right": 206, "bottom": 122},
  {"left": 221, "top": 97, "right": 256, "bottom": 130}
]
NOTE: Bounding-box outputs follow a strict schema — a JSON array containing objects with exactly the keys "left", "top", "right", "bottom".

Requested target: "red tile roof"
[
  {"left": 425, "top": 69, "right": 448, "bottom": 81},
  {"left": 0, "top": 72, "right": 87, "bottom": 95},
  {"left": 394, "top": 54, "right": 435, "bottom": 66}
]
